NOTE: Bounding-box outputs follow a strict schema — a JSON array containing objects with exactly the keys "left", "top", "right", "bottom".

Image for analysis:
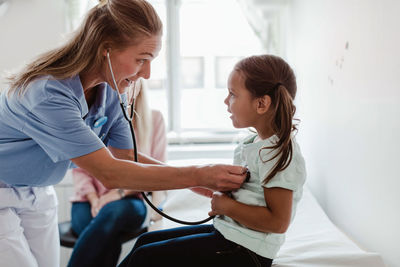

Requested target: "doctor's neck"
[
  {"left": 79, "top": 71, "right": 103, "bottom": 92},
  {"left": 79, "top": 71, "right": 103, "bottom": 109}
]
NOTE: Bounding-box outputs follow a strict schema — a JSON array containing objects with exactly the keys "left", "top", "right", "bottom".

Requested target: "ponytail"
[
  {"left": 259, "top": 84, "right": 298, "bottom": 183},
  {"left": 235, "top": 55, "right": 298, "bottom": 184}
]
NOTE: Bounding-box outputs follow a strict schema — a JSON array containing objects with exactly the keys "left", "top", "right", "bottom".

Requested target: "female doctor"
[{"left": 0, "top": 0, "right": 246, "bottom": 267}]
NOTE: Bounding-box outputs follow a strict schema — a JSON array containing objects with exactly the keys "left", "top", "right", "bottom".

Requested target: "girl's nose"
[{"left": 224, "top": 95, "right": 229, "bottom": 105}]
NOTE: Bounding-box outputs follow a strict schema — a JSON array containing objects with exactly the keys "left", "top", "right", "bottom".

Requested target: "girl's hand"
[{"left": 208, "top": 191, "right": 234, "bottom": 216}]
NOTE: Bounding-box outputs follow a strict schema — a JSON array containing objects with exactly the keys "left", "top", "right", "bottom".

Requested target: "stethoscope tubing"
[
  {"left": 120, "top": 103, "right": 215, "bottom": 225},
  {"left": 107, "top": 50, "right": 214, "bottom": 225},
  {"left": 119, "top": 102, "right": 215, "bottom": 225}
]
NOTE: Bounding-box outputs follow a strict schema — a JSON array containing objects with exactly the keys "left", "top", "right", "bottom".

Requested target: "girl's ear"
[{"left": 256, "top": 95, "right": 271, "bottom": 115}]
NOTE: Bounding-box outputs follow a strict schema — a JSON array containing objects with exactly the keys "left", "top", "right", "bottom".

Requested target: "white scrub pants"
[{"left": 0, "top": 183, "right": 59, "bottom": 267}]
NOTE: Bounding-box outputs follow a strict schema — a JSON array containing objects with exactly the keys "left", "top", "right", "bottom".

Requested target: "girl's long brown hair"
[
  {"left": 7, "top": 0, "right": 162, "bottom": 96},
  {"left": 235, "top": 55, "right": 298, "bottom": 183}
]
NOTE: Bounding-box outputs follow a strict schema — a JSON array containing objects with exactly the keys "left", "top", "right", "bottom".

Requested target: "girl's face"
[
  {"left": 104, "top": 35, "right": 162, "bottom": 94},
  {"left": 224, "top": 70, "right": 259, "bottom": 128}
]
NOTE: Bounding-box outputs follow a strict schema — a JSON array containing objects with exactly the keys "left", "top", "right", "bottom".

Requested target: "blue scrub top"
[{"left": 0, "top": 75, "right": 133, "bottom": 187}]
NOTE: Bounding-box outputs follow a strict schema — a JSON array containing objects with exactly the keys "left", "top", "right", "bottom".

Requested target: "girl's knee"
[
  {"left": 133, "top": 232, "right": 153, "bottom": 249},
  {"left": 127, "top": 245, "right": 158, "bottom": 267}
]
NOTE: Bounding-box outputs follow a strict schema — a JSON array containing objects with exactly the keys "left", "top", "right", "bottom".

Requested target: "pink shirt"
[{"left": 70, "top": 110, "right": 167, "bottom": 202}]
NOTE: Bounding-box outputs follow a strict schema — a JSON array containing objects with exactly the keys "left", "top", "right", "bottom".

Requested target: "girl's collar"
[{"left": 242, "top": 133, "right": 279, "bottom": 146}]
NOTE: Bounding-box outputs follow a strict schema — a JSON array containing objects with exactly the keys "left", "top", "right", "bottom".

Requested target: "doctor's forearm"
[
  {"left": 72, "top": 148, "right": 245, "bottom": 192},
  {"left": 137, "top": 152, "right": 164, "bottom": 165},
  {"left": 108, "top": 146, "right": 163, "bottom": 165},
  {"left": 103, "top": 159, "right": 197, "bottom": 191},
  {"left": 72, "top": 148, "right": 194, "bottom": 191}
]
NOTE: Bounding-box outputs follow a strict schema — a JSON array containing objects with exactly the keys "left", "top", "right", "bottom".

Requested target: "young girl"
[{"left": 119, "top": 55, "right": 306, "bottom": 267}]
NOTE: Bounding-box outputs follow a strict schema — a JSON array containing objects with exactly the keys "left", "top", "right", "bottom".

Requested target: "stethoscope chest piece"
[{"left": 94, "top": 116, "right": 108, "bottom": 128}]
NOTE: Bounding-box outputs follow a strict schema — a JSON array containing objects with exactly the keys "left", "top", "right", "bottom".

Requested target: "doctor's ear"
[
  {"left": 103, "top": 48, "right": 111, "bottom": 57},
  {"left": 255, "top": 95, "right": 271, "bottom": 115},
  {"left": 102, "top": 44, "right": 112, "bottom": 56}
]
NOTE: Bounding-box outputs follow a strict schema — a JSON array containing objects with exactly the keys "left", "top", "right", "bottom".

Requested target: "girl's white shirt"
[{"left": 213, "top": 133, "right": 307, "bottom": 259}]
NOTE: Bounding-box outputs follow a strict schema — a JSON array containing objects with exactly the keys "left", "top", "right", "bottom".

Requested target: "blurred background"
[{"left": 1, "top": 0, "right": 399, "bottom": 266}]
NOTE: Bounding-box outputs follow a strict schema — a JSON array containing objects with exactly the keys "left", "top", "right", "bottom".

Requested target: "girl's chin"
[
  {"left": 231, "top": 117, "right": 247, "bottom": 129},
  {"left": 230, "top": 118, "right": 240, "bottom": 128}
]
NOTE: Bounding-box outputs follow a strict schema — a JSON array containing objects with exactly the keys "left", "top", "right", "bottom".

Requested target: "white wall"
[
  {"left": 287, "top": 0, "right": 400, "bottom": 266},
  {"left": 0, "top": 0, "right": 66, "bottom": 90}
]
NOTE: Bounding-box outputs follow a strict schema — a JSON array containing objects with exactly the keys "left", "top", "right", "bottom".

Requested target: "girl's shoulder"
[
  {"left": 241, "top": 133, "right": 258, "bottom": 145},
  {"left": 263, "top": 139, "right": 306, "bottom": 190}
]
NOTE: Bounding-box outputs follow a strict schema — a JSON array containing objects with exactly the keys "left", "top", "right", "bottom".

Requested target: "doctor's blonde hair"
[{"left": 7, "top": 0, "right": 162, "bottom": 96}]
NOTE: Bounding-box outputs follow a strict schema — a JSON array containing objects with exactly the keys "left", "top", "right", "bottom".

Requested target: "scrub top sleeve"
[
  {"left": 22, "top": 93, "right": 105, "bottom": 163},
  {"left": 107, "top": 114, "right": 134, "bottom": 150}
]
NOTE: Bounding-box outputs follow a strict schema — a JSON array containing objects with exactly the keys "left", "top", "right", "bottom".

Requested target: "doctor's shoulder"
[
  {"left": 20, "top": 75, "right": 80, "bottom": 98},
  {"left": 11, "top": 75, "right": 86, "bottom": 114}
]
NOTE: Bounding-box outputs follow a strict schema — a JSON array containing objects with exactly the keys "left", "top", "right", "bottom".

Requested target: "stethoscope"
[{"left": 106, "top": 51, "right": 215, "bottom": 225}]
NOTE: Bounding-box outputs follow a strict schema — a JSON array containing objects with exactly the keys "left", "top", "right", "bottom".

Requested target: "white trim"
[
  {"left": 166, "top": 0, "right": 182, "bottom": 132},
  {"left": 0, "top": 0, "right": 9, "bottom": 18},
  {"left": 167, "top": 129, "right": 250, "bottom": 145},
  {"left": 167, "top": 143, "right": 236, "bottom": 160}
]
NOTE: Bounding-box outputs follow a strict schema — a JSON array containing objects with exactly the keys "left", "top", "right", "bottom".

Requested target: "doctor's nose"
[{"left": 138, "top": 62, "right": 151, "bottom": 80}]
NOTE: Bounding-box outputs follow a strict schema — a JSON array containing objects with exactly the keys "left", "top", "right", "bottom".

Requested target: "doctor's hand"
[{"left": 196, "top": 164, "right": 247, "bottom": 192}]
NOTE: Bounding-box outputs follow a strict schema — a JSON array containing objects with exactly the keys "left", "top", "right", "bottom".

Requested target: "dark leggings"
[
  {"left": 68, "top": 197, "right": 146, "bottom": 267},
  {"left": 118, "top": 224, "right": 272, "bottom": 267}
]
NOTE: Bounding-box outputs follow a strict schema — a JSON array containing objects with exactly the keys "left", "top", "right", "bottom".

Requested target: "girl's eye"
[{"left": 137, "top": 59, "right": 146, "bottom": 65}]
